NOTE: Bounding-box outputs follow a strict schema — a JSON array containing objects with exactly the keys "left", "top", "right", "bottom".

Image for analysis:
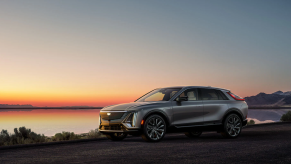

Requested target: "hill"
[{"left": 244, "top": 91, "right": 291, "bottom": 107}]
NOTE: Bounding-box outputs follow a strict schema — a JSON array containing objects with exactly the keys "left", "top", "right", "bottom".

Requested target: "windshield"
[{"left": 135, "top": 88, "right": 182, "bottom": 102}]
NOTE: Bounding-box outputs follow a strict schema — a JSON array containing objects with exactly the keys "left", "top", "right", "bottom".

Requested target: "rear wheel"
[
  {"left": 221, "top": 114, "right": 242, "bottom": 138},
  {"left": 106, "top": 132, "right": 127, "bottom": 141},
  {"left": 141, "top": 115, "right": 166, "bottom": 142},
  {"left": 185, "top": 131, "right": 202, "bottom": 138}
]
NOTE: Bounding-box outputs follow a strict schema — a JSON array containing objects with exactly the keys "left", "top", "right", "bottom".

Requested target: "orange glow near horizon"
[
  {"left": 0, "top": 85, "right": 286, "bottom": 107},
  {"left": 0, "top": 92, "right": 140, "bottom": 107},
  {"left": 0, "top": 88, "right": 275, "bottom": 107}
]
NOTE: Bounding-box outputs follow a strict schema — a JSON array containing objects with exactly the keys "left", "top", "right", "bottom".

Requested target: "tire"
[
  {"left": 106, "top": 132, "right": 127, "bottom": 141},
  {"left": 141, "top": 115, "right": 166, "bottom": 142},
  {"left": 221, "top": 114, "right": 242, "bottom": 138},
  {"left": 185, "top": 131, "right": 202, "bottom": 138}
]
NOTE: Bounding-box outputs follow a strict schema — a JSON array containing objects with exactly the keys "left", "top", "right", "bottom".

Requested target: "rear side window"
[
  {"left": 200, "top": 89, "right": 219, "bottom": 100},
  {"left": 216, "top": 90, "right": 229, "bottom": 100}
]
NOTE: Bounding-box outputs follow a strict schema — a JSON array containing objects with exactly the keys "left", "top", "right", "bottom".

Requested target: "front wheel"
[
  {"left": 106, "top": 133, "right": 127, "bottom": 141},
  {"left": 141, "top": 115, "right": 166, "bottom": 142},
  {"left": 221, "top": 114, "right": 242, "bottom": 138}
]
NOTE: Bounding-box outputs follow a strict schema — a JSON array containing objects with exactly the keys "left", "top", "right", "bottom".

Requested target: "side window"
[
  {"left": 170, "top": 91, "right": 178, "bottom": 98},
  {"left": 201, "top": 89, "right": 219, "bottom": 100},
  {"left": 216, "top": 90, "right": 223, "bottom": 100},
  {"left": 177, "top": 89, "right": 197, "bottom": 101},
  {"left": 216, "top": 90, "right": 229, "bottom": 100}
]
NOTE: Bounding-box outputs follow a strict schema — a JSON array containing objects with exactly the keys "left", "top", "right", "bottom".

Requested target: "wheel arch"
[
  {"left": 222, "top": 108, "right": 244, "bottom": 124},
  {"left": 142, "top": 110, "right": 170, "bottom": 128}
]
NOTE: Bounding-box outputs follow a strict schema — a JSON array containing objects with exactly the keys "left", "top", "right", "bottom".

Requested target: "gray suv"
[{"left": 99, "top": 86, "right": 248, "bottom": 142}]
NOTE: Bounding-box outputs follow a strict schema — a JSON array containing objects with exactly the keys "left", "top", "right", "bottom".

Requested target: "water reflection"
[
  {"left": 247, "top": 109, "right": 291, "bottom": 123},
  {"left": 0, "top": 109, "right": 100, "bottom": 136}
]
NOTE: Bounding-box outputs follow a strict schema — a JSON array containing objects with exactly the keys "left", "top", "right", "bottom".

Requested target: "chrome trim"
[
  {"left": 99, "top": 115, "right": 101, "bottom": 124},
  {"left": 122, "top": 112, "right": 133, "bottom": 128},
  {"left": 132, "top": 112, "right": 137, "bottom": 127}
]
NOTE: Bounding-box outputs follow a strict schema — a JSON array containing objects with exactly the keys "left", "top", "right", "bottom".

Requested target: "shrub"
[
  {"left": 52, "top": 132, "right": 81, "bottom": 141},
  {"left": 0, "top": 130, "right": 11, "bottom": 146},
  {"left": 1, "top": 127, "right": 103, "bottom": 146},
  {"left": 247, "top": 120, "right": 255, "bottom": 125},
  {"left": 280, "top": 111, "right": 291, "bottom": 122},
  {"left": 87, "top": 129, "right": 102, "bottom": 139},
  {"left": 0, "top": 127, "right": 46, "bottom": 146},
  {"left": 29, "top": 132, "right": 46, "bottom": 143}
]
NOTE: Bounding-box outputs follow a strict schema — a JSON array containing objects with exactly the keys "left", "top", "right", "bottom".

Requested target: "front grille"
[
  {"left": 100, "top": 112, "right": 126, "bottom": 120},
  {"left": 100, "top": 125, "right": 125, "bottom": 130}
]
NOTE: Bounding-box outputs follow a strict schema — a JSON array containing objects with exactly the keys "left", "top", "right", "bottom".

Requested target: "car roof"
[{"left": 160, "top": 86, "right": 230, "bottom": 92}]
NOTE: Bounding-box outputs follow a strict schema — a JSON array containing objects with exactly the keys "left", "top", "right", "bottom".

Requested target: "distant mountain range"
[
  {"left": 244, "top": 91, "right": 291, "bottom": 108},
  {"left": 0, "top": 104, "right": 33, "bottom": 108}
]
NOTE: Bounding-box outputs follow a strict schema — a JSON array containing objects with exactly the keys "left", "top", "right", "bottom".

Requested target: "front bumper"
[
  {"left": 99, "top": 123, "right": 141, "bottom": 135},
  {"left": 99, "top": 124, "right": 140, "bottom": 134},
  {"left": 98, "top": 111, "right": 142, "bottom": 134}
]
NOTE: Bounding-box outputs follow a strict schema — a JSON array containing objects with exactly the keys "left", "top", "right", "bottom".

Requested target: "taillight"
[{"left": 227, "top": 92, "right": 245, "bottom": 101}]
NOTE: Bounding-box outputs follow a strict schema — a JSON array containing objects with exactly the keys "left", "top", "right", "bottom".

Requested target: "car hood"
[{"left": 101, "top": 101, "right": 168, "bottom": 111}]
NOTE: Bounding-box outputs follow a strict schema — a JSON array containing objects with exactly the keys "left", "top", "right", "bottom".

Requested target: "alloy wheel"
[
  {"left": 146, "top": 117, "right": 165, "bottom": 141},
  {"left": 226, "top": 115, "right": 241, "bottom": 137}
]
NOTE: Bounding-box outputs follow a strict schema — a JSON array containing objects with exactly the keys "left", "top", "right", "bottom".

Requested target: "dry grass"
[{"left": 0, "top": 127, "right": 103, "bottom": 146}]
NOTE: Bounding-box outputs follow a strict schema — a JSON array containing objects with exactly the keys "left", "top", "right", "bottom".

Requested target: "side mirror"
[{"left": 176, "top": 96, "right": 188, "bottom": 102}]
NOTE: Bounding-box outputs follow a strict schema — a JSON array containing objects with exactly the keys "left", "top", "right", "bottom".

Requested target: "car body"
[{"left": 99, "top": 86, "right": 248, "bottom": 142}]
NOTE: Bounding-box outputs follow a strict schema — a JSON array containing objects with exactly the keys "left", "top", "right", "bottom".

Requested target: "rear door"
[
  {"left": 172, "top": 88, "right": 204, "bottom": 126},
  {"left": 199, "top": 89, "right": 229, "bottom": 124}
]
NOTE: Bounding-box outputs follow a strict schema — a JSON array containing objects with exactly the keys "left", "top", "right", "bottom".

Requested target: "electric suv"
[{"left": 99, "top": 86, "right": 248, "bottom": 142}]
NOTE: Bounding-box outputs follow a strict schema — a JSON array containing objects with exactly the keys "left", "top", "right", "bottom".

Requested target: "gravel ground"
[{"left": 1, "top": 123, "right": 291, "bottom": 164}]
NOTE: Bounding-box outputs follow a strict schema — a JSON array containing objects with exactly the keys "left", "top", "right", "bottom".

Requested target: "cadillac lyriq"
[{"left": 99, "top": 86, "right": 248, "bottom": 142}]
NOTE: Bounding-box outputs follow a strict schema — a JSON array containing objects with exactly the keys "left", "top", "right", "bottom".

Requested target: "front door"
[{"left": 172, "top": 88, "right": 204, "bottom": 126}]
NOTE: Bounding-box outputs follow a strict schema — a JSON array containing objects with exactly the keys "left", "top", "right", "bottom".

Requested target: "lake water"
[
  {"left": 247, "top": 109, "right": 291, "bottom": 123},
  {"left": 0, "top": 109, "right": 101, "bottom": 136},
  {"left": 1, "top": 108, "right": 290, "bottom": 136}
]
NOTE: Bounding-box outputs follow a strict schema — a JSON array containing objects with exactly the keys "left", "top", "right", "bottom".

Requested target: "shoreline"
[{"left": 0, "top": 107, "right": 103, "bottom": 110}]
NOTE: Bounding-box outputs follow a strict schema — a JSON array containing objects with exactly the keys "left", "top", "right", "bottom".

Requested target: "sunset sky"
[{"left": 1, "top": 0, "right": 291, "bottom": 107}]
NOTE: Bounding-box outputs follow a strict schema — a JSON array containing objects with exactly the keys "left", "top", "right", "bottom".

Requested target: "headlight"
[{"left": 123, "top": 112, "right": 137, "bottom": 127}]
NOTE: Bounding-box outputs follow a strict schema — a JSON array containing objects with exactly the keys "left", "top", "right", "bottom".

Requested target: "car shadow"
[{"left": 117, "top": 130, "right": 289, "bottom": 143}]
